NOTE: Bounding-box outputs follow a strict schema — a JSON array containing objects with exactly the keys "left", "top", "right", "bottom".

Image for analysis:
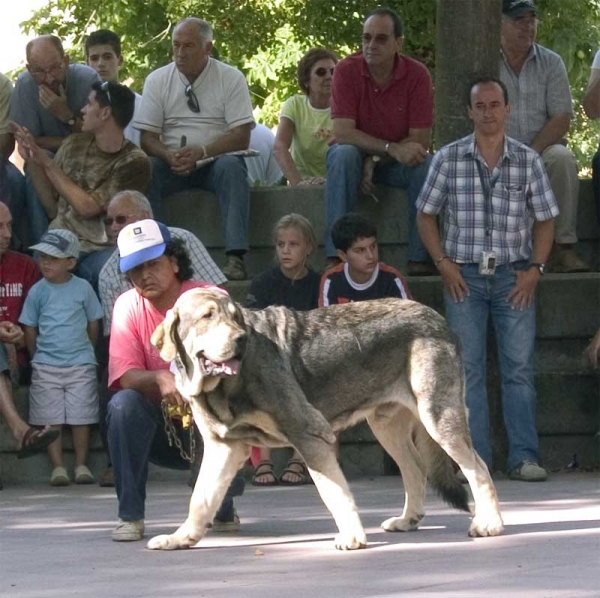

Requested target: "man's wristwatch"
[
  {"left": 528, "top": 262, "right": 546, "bottom": 275},
  {"left": 65, "top": 114, "right": 76, "bottom": 126}
]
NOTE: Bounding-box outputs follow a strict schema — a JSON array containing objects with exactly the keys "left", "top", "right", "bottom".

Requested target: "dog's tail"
[{"left": 416, "top": 429, "right": 470, "bottom": 513}]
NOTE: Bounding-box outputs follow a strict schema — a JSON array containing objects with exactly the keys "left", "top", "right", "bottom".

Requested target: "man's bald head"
[{"left": 0, "top": 203, "right": 13, "bottom": 256}]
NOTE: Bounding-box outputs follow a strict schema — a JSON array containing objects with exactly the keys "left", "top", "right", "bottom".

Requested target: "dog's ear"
[{"left": 152, "top": 306, "right": 180, "bottom": 362}]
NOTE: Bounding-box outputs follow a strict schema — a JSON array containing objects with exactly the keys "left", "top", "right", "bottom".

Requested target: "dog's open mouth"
[{"left": 201, "top": 356, "right": 240, "bottom": 377}]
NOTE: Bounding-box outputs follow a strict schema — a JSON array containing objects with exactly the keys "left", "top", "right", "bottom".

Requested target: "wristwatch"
[
  {"left": 65, "top": 114, "right": 76, "bottom": 127},
  {"left": 528, "top": 262, "right": 546, "bottom": 275}
]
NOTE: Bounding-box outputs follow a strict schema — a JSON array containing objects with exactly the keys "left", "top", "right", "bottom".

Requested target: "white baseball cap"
[{"left": 118, "top": 219, "right": 172, "bottom": 273}]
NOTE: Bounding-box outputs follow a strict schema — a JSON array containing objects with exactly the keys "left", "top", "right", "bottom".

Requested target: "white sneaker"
[
  {"left": 508, "top": 460, "right": 547, "bottom": 482},
  {"left": 50, "top": 466, "right": 70, "bottom": 487},
  {"left": 112, "top": 519, "right": 145, "bottom": 542},
  {"left": 74, "top": 465, "right": 95, "bottom": 485}
]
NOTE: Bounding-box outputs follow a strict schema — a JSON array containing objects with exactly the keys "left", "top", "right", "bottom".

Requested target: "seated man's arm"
[
  {"left": 529, "top": 113, "right": 571, "bottom": 155},
  {"left": 583, "top": 69, "right": 600, "bottom": 120},
  {"left": 120, "top": 368, "right": 185, "bottom": 406},
  {"left": 333, "top": 118, "right": 430, "bottom": 166},
  {"left": 13, "top": 124, "right": 101, "bottom": 219}
]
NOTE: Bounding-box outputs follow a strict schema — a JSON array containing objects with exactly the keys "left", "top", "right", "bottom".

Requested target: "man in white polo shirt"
[{"left": 134, "top": 17, "right": 254, "bottom": 281}]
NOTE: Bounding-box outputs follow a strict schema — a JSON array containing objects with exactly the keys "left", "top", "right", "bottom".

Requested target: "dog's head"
[{"left": 151, "top": 287, "right": 247, "bottom": 397}]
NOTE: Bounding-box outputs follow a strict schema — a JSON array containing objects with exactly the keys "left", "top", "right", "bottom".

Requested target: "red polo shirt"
[{"left": 331, "top": 51, "right": 433, "bottom": 142}]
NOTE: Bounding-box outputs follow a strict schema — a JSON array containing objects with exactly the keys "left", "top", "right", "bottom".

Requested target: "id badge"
[{"left": 479, "top": 251, "right": 497, "bottom": 276}]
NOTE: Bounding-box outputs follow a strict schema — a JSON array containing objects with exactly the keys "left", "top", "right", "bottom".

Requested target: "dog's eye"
[{"left": 202, "top": 308, "right": 215, "bottom": 320}]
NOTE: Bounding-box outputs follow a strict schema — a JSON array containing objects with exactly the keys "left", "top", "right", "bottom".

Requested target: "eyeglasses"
[
  {"left": 314, "top": 67, "right": 335, "bottom": 77},
  {"left": 28, "top": 63, "right": 64, "bottom": 79},
  {"left": 103, "top": 215, "right": 134, "bottom": 226},
  {"left": 185, "top": 84, "right": 200, "bottom": 113},
  {"left": 101, "top": 80, "right": 112, "bottom": 105}
]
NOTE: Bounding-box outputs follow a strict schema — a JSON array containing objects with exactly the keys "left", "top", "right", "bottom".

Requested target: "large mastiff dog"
[{"left": 147, "top": 288, "right": 503, "bottom": 551}]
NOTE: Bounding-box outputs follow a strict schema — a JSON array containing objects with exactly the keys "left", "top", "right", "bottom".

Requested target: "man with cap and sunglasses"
[
  {"left": 134, "top": 17, "right": 255, "bottom": 281},
  {"left": 12, "top": 80, "right": 151, "bottom": 294},
  {"left": 500, "top": 0, "right": 589, "bottom": 273},
  {"left": 106, "top": 219, "right": 243, "bottom": 542}
]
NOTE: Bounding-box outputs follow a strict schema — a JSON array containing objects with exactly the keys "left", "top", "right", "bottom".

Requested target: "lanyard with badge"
[{"left": 475, "top": 159, "right": 498, "bottom": 275}]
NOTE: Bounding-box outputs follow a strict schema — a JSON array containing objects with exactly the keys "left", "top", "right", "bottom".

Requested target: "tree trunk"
[{"left": 435, "top": 0, "right": 503, "bottom": 148}]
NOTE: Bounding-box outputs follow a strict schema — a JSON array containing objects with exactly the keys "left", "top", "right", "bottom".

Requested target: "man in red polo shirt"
[{"left": 324, "top": 7, "right": 434, "bottom": 275}]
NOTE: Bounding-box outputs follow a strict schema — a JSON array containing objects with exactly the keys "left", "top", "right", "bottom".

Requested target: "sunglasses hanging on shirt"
[{"left": 185, "top": 84, "right": 200, "bottom": 113}]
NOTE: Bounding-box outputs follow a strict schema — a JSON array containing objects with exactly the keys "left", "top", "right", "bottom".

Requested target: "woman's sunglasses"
[{"left": 314, "top": 67, "right": 335, "bottom": 77}]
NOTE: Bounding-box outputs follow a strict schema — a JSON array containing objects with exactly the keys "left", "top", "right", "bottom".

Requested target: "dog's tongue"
[{"left": 204, "top": 358, "right": 240, "bottom": 376}]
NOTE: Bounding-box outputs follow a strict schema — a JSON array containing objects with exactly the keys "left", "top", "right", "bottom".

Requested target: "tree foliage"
[{"left": 21, "top": 0, "right": 600, "bottom": 166}]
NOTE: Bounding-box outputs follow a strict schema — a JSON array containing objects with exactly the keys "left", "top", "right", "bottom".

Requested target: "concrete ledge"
[{"left": 164, "top": 178, "right": 600, "bottom": 276}]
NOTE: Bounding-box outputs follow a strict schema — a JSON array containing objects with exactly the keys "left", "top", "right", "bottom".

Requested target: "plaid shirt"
[
  {"left": 99, "top": 226, "right": 226, "bottom": 333},
  {"left": 416, "top": 134, "right": 559, "bottom": 264},
  {"left": 500, "top": 43, "right": 573, "bottom": 145}
]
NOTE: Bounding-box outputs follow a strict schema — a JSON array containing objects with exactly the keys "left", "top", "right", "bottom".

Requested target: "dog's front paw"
[
  {"left": 334, "top": 530, "right": 367, "bottom": 550},
  {"left": 380, "top": 514, "right": 423, "bottom": 532},
  {"left": 468, "top": 514, "right": 504, "bottom": 538},
  {"left": 146, "top": 529, "right": 201, "bottom": 550}
]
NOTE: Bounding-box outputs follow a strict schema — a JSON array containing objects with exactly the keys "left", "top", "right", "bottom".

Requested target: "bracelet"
[
  {"left": 435, "top": 255, "right": 448, "bottom": 267},
  {"left": 201, "top": 145, "right": 208, "bottom": 159}
]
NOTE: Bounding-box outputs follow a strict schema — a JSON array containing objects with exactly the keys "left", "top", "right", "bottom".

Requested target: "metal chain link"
[{"left": 161, "top": 401, "right": 196, "bottom": 463}]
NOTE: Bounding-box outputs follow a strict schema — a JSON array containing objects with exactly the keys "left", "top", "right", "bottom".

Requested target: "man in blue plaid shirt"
[{"left": 416, "top": 77, "right": 558, "bottom": 482}]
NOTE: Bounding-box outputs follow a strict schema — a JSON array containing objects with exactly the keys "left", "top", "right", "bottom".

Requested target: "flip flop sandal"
[
  {"left": 279, "top": 458, "right": 311, "bottom": 486},
  {"left": 251, "top": 460, "right": 278, "bottom": 486},
  {"left": 18, "top": 427, "right": 60, "bottom": 459}
]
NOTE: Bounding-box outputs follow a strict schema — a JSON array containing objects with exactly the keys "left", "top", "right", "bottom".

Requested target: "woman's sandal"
[
  {"left": 251, "top": 460, "right": 278, "bottom": 486},
  {"left": 279, "top": 458, "right": 311, "bottom": 486}
]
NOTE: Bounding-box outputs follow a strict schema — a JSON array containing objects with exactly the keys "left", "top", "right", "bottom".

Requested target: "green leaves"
[{"left": 19, "top": 0, "right": 600, "bottom": 166}]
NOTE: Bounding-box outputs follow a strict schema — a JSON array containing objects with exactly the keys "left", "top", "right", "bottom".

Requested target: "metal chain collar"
[{"left": 161, "top": 401, "right": 196, "bottom": 463}]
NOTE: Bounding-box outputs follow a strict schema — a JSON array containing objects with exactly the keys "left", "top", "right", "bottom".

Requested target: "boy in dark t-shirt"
[{"left": 319, "top": 213, "right": 412, "bottom": 306}]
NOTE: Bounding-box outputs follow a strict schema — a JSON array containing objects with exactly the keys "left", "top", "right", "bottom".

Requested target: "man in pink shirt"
[
  {"left": 107, "top": 219, "right": 243, "bottom": 542},
  {"left": 324, "top": 7, "right": 434, "bottom": 275}
]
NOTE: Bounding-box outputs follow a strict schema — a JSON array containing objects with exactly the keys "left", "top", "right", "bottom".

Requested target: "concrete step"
[{"left": 165, "top": 178, "right": 600, "bottom": 276}]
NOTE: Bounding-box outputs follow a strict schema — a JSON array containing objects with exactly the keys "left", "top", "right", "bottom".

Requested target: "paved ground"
[{"left": 1, "top": 471, "right": 599, "bottom": 598}]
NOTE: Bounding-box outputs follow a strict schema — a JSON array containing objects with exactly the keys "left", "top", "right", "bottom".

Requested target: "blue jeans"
[
  {"left": 324, "top": 144, "right": 431, "bottom": 260},
  {"left": 444, "top": 262, "right": 539, "bottom": 471},
  {"left": 149, "top": 155, "right": 250, "bottom": 253},
  {"left": 24, "top": 168, "right": 51, "bottom": 246},
  {"left": 107, "top": 389, "right": 243, "bottom": 521}
]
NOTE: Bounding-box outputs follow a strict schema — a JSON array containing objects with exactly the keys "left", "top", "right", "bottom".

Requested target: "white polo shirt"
[{"left": 134, "top": 58, "right": 254, "bottom": 150}]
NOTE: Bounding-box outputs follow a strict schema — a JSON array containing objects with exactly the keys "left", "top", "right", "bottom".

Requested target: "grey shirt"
[
  {"left": 10, "top": 64, "right": 100, "bottom": 138},
  {"left": 500, "top": 43, "right": 573, "bottom": 146}
]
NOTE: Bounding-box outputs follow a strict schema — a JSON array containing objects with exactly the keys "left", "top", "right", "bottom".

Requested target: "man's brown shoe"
[
  {"left": 550, "top": 246, "right": 589, "bottom": 273},
  {"left": 222, "top": 255, "right": 247, "bottom": 281}
]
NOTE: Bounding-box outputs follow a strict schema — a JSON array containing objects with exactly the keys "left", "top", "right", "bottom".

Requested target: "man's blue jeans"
[
  {"left": 444, "top": 262, "right": 540, "bottom": 471},
  {"left": 149, "top": 155, "right": 250, "bottom": 253},
  {"left": 24, "top": 169, "right": 51, "bottom": 246},
  {"left": 107, "top": 389, "right": 243, "bottom": 522},
  {"left": 324, "top": 144, "right": 431, "bottom": 260}
]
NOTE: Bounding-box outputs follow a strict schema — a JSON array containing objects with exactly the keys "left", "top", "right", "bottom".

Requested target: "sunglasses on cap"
[
  {"left": 314, "top": 67, "right": 334, "bottom": 77},
  {"left": 103, "top": 214, "right": 134, "bottom": 226},
  {"left": 101, "top": 80, "right": 112, "bottom": 104},
  {"left": 185, "top": 84, "right": 200, "bottom": 113}
]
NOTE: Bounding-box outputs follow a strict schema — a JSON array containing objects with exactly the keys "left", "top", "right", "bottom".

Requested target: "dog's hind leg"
[
  {"left": 297, "top": 440, "right": 367, "bottom": 551},
  {"left": 367, "top": 405, "right": 428, "bottom": 532},
  {"left": 147, "top": 436, "right": 250, "bottom": 550},
  {"left": 410, "top": 341, "right": 504, "bottom": 537}
]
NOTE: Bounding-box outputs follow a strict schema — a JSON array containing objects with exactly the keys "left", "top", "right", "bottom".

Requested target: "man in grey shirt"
[
  {"left": 499, "top": 0, "right": 589, "bottom": 273},
  {"left": 10, "top": 35, "right": 100, "bottom": 245}
]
